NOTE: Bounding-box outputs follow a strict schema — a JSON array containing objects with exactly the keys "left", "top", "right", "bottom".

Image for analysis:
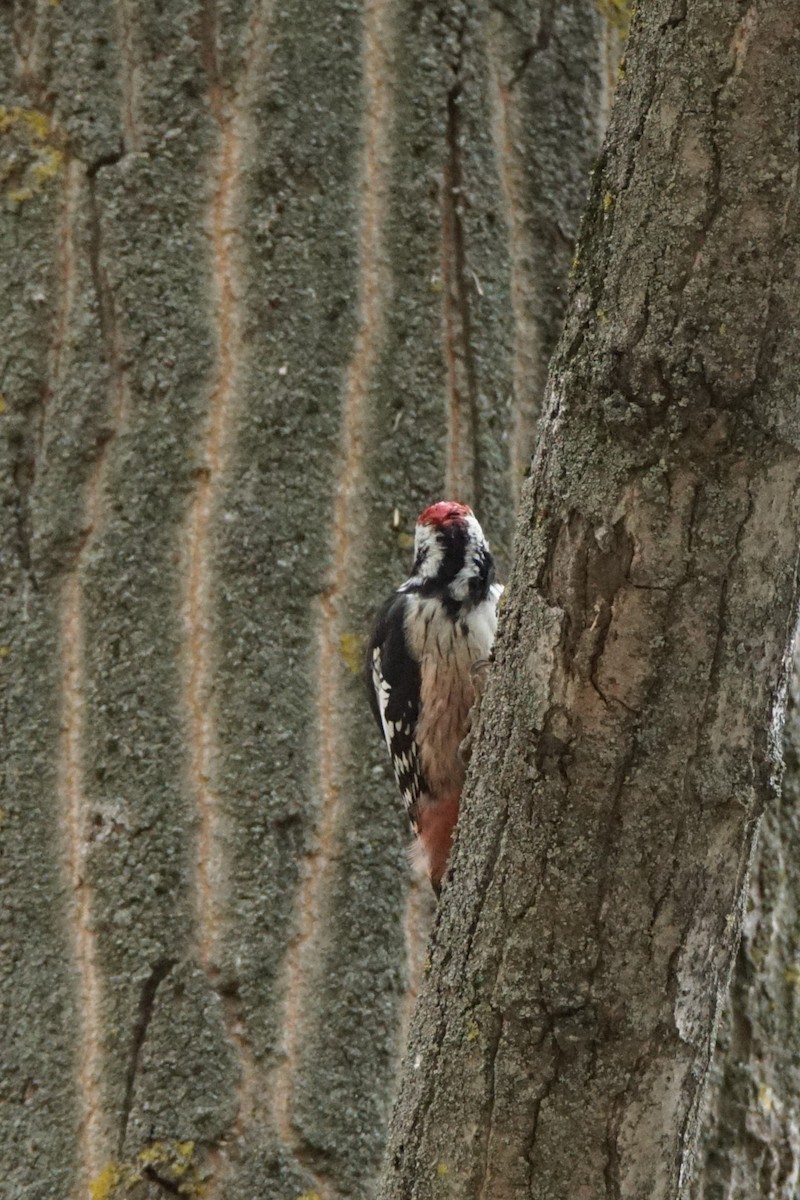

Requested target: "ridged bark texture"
[
  {"left": 380, "top": 2, "right": 800, "bottom": 1198},
  {"left": 0, "top": 2, "right": 608, "bottom": 1198}
]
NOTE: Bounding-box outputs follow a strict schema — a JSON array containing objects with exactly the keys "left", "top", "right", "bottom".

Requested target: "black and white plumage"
[{"left": 366, "top": 501, "right": 502, "bottom": 893}]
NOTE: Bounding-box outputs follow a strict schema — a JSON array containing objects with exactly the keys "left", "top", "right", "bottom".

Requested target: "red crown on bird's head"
[{"left": 417, "top": 501, "right": 473, "bottom": 529}]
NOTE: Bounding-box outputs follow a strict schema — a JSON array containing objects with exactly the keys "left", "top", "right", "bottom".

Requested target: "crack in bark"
[
  {"left": 524, "top": 1025, "right": 566, "bottom": 1194},
  {"left": 441, "top": 17, "right": 480, "bottom": 507},
  {"left": 16, "top": 156, "right": 82, "bottom": 582},
  {"left": 648, "top": 814, "right": 684, "bottom": 942},
  {"left": 490, "top": 0, "right": 556, "bottom": 91},
  {"left": 86, "top": 147, "right": 126, "bottom": 177},
  {"left": 143, "top": 1166, "right": 183, "bottom": 1195},
  {"left": 587, "top": 718, "right": 640, "bottom": 992},
  {"left": 695, "top": 474, "right": 756, "bottom": 765},
  {"left": 615, "top": 53, "right": 662, "bottom": 203},
  {"left": 118, "top": 958, "right": 178, "bottom": 1154},
  {"left": 485, "top": 33, "right": 545, "bottom": 494}
]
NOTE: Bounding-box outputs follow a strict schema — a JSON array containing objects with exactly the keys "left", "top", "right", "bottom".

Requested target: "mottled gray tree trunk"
[
  {"left": 380, "top": 2, "right": 800, "bottom": 1198},
  {"left": 689, "top": 644, "right": 800, "bottom": 1199},
  {"left": 0, "top": 2, "right": 608, "bottom": 1198}
]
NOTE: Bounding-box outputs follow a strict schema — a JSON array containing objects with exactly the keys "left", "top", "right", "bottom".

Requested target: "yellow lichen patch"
[
  {"left": 785, "top": 962, "right": 800, "bottom": 987},
  {"left": 339, "top": 632, "right": 363, "bottom": 675},
  {"left": 0, "top": 394, "right": 6, "bottom": 413},
  {"left": 90, "top": 1142, "right": 208, "bottom": 1199},
  {"left": 0, "top": 645, "right": 9, "bottom": 657},
  {"left": 137, "top": 1141, "right": 208, "bottom": 1195},
  {"left": 603, "top": 191, "right": 615, "bottom": 213},
  {"left": 436, "top": 1162, "right": 449, "bottom": 1176},
  {"left": 296, "top": 1192, "right": 322, "bottom": 1200},
  {"left": 0, "top": 107, "right": 49, "bottom": 140},
  {"left": 0, "top": 106, "right": 64, "bottom": 204},
  {"left": 89, "top": 1161, "right": 138, "bottom": 1200},
  {"left": 466, "top": 1020, "right": 480, "bottom": 1042}
]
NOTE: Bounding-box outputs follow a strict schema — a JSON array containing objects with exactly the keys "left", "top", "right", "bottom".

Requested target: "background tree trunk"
[
  {"left": 0, "top": 2, "right": 611, "bottom": 1197},
  {"left": 380, "top": 2, "right": 800, "bottom": 1198}
]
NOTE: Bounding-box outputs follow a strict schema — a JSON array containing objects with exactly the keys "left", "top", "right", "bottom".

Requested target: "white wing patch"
[{"left": 372, "top": 647, "right": 392, "bottom": 742}]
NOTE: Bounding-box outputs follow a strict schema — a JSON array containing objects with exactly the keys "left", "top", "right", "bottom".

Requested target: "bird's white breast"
[{"left": 403, "top": 593, "right": 498, "bottom": 799}]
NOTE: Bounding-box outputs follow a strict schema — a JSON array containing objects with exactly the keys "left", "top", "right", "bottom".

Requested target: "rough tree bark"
[
  {"left": 380, "top": 3, "right": 800, "bottom": 1199},
  {"left": 689, "top": 644, "right": 800, "bottom": 1199},
  {"left": 0, "top": 2, "right": 609, "bottom": 1198}
]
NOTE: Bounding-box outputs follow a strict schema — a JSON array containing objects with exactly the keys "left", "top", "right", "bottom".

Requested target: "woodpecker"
[{"left": 366, "top": 501, "right": 502, "bottom": 894}]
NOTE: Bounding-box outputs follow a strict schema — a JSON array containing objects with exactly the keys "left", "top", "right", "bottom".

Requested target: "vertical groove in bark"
[
  {"left": 59, "top": 498, "right": 102, "bottom": 1192},
  {"left": 182, "top": 0, "right": 272, "bottom": 1181},
  {"left": 185, "top": 28, "right": 240, "bottom": 976},
  {"left": 272, "top": 2, "right": 394, "bottom": 1170},
  {"left": 58, "top": 150, "right": 134, "bottom": 1192}
]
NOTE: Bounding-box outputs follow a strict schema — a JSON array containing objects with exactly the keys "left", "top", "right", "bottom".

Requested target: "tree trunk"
[
  {"left": 0, "top": 2, "right": 608, "bottom": 1197},
  {"left": 689, "top": 642, "right": 800, "bottom": 1200},
  {"left": 380, "top": 2, "right": 800, "bottom": 1198}
]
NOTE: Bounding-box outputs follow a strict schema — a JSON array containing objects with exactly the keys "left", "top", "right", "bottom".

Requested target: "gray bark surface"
[
  {"left": 0, "top": 2, "right": 607, "bottom": 1198},
  {"left": 380, "top": 2, "right": 800, "bottom": 1198},
  {"left": 690, "top": 646, "right": 800, "bottom": 1200}
]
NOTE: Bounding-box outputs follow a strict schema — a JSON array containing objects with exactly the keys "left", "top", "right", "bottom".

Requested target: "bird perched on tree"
[{"left": 366, "top": 502, "right": 502, "bottom": 894}]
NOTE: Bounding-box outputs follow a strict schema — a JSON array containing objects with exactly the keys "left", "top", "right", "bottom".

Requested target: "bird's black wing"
[{"left": 365, "top": 592, "right": 426, "bottom": 825}]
